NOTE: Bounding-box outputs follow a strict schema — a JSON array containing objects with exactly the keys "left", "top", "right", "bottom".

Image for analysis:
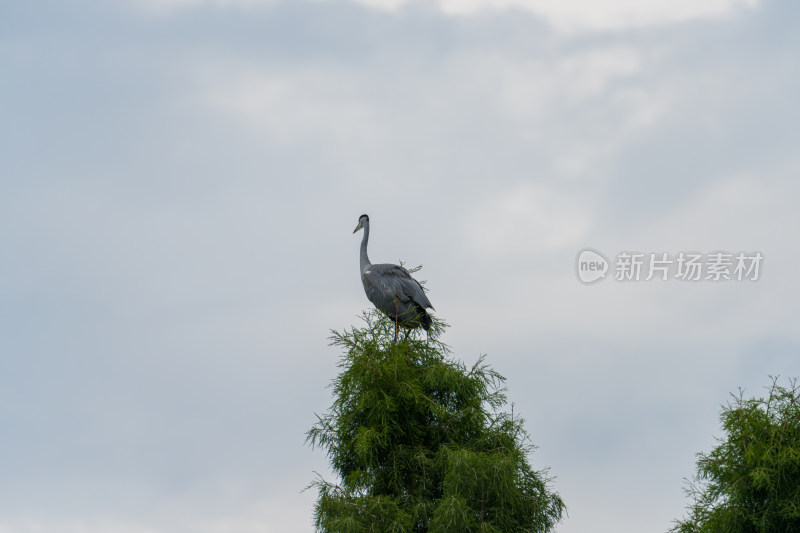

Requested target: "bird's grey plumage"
[{"left": 353, "top": 214, "right": 434, "bottom": 336}]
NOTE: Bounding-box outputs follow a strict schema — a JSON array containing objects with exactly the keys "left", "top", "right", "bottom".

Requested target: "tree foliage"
[
  {"left": 672, "top": 377, "right": 800, "bottom": 533},
  {"left": 307, "top": 309, "right": 565, "bottom": 532}
]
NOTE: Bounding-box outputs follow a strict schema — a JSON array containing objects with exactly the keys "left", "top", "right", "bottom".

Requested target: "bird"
[{"left": 352, "top": 214, "right": 434, "bottom": 342}]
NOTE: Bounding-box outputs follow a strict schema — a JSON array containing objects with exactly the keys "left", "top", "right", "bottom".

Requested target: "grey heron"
[{"left": 353, "top": 214, "right": 434, "bottom": 341}]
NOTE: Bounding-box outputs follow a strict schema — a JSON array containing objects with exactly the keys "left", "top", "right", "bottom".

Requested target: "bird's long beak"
[{"left": 353, "top": 222, "right": 362, "bottom": 233}]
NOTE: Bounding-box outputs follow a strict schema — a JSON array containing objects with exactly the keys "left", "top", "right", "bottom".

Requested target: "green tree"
[
  {"left": 672, "top": 377, "right": 800, "bottom": 533},
  {"left": 307, "top": 310, "right": 565, "bottom": 533}
]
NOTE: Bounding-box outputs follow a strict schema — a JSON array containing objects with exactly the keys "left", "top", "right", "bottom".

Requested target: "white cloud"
[
  {"left": 202, "top": 67, "right": 379, "bottom": 147},
  {"left": 464, "top": 183, "right": 592, "bottom": 254},
  {"left": 0, "top": 492, "right": 316, "bottom": 533},
  {"left": 494, "top": 46, "right": 642, "bottom": 120},
  {"left": 199, "top": 43, "right": 658, "bottom": 187},
  {"left": 136, "top": 0, "right": 760, "bottom": 31},
  {"left": 136, "top": 0, "right": 276, "bottom": 14},
  {"left": 434, "top": 0, "right": 760, "bottom": 31}
]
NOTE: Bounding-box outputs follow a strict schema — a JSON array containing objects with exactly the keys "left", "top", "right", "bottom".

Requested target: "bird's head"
[{"left": 353, "top": 214, "right": 369, "bottom": 233}]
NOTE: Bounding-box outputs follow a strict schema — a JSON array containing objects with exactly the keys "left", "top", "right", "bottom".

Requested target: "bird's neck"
[{"left": 360, "top": 224, "right": 372, "bottom": 273}]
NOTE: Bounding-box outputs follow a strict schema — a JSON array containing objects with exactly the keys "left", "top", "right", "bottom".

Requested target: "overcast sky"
[{"left": 2, "top": 0, "right": 799, "bottom": 531}]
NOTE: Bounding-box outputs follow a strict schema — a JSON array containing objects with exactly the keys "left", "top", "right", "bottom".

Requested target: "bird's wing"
[
  {"left": 370, "top": 264, "right": 434, "bottom": 310},
  {"left": 369, "top": 263, "right": 412, "bottom": 279},
  {"left": 398, "top": 277, "right": 434, "bottom": 310}
]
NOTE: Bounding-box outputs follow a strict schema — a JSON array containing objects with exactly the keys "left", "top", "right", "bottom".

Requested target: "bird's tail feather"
[{"left": 420, "top": 308, "right": 432, "bottom": 331}]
